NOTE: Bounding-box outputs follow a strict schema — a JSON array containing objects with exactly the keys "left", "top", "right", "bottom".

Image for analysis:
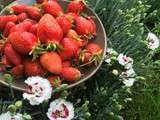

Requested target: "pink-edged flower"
[
  {"left": 147, "top": 32, "right": 159, "bottom": 50},
  {"left": 47, "top": 99, "right": 74, "bottom": 120},
  {"left": 23, "top": 76, "right": 52, "bottom": 106},
  {"left": 0, "top": 112, "right": 23, "bottom": 120},
  {"left": 120, "top": 68, "right": 136, "bottom": 87},
  {"left": 117, "top": 54, "right": 133, "bottom": 69}
]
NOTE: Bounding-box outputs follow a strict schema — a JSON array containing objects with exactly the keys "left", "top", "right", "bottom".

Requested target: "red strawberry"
[
  {"left": 24, "top": 59, "right": 46, "bottom": 76},
  {"left": 4, "top": 43, "right": 22, "bottom": 65},
  {"left": 67, "top": 0, "right": 85, "bottom": 14},
  {"left": 10, "top": 20, "right": 33, "bottom": 33},
  {"left": 65, "top": 12, "right": 78, "bottom": 23},
  {"left": 86, "top": 43, "right": 102, "bottom": 54},
  {"left": 40, "top": 52, "right": 62, "bottom": 74},
  {"left": 29, "top": 24, "right": 38, "bottom": 35},
  {"left": 11, "top": 65, "right": 24, "bottom": 76},
  {"left": 17, "top": 12, "right": 28, "bottom": 22},
  {"left": 56, "top": 16, "right": 72, "bottom": 35},
  {"left": 59, "top": 37, "right": 79, "bottom": 60},
  {"left": 25, "top": 6, "right": 41, "bottom": 21},
  {"left": 11, "top": 5, "right": 27, "bottom": 14},
  {"left": 75, "top": 16, "right": 96, "bottom": 37},
  {"left": 9, "top": 32, "right": 38, "bottom": 55},
  {"left": 80, "top": 50, "right": 92, "bottom": 63},
  {"left": 3, "top": 22, "right": 16, "bottom": 37},
  {"left": 66, "top": 29, "right": 87, "bottom": 47},
  {"left": 43, "top": 0, "right": 64, "bottom": 17},
  {"left": 60, "top": 67, "right": 81, "bottom": 82},
  {"left": 0, "top": 15, "right": 17, "bottom": 30},
  {"left": 38, "top": 14, "right": 63, "bottom": 44},
  {"left": 62, "top": 60, "right": 71, "bottom": 67},
  {"left": 48, "top": 75, "right": 62, "bottom": 87},
  {"left": 23, "top": 19, "right": 37, "bottom": 24},
  {"left": 1, "top": 55, "right": 12, "bottom": 67}
]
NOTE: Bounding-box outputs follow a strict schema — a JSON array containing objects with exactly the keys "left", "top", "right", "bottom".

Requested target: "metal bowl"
[{"left": 0, "top": 0, "right": 107, "bottom": 91}]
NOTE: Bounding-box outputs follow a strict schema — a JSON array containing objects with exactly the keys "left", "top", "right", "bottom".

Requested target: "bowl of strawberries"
[{"left": 0, "top": 0, "right": 107, "bottom": 91}]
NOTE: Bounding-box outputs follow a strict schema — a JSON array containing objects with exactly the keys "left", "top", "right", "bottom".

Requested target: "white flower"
[
  {"left": 120, "top": 68, "right": 136, "bottom": 87},
  {"left": 117, "top": 53, "right": 133, "bottom": 69},
  {"left": 105, "top": 48, "right": 117, "bottom": 63},
  {"left": 147, "top": 32, "right": 159, "bottom": 50},
  {"left": 23, "top": 76, "right": 52, "bottom": 105},
  {"left": 120, "top": 68, "right": 136, "bottom": 78},
  {"left": 122, "top": 78, "right": 135, "bottom": 87},
  {"left": 47, "top": 99, "right": 74, "bottom": 120},
  {"left": 0, "top": 112, "right": 23, "bottom": 120}
]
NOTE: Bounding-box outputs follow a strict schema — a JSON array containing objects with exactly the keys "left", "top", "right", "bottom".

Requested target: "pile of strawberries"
[{"left": 0, "top": 0, "right": 103, "bottom": 87}]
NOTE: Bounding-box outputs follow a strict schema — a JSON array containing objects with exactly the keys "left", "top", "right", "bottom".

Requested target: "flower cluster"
[
  {"left": 22, "top": 76, "right": 75, "bottom": 120},
  {"left": 105, "top": 49, "right": 136, "bottom": 87}
]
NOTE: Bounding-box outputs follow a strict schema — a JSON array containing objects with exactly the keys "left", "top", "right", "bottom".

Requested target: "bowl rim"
[{"left": 0, "top": 0, "right": 107, "bottom": 92}]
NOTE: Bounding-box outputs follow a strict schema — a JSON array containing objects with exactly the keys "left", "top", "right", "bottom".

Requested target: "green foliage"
[{"left": 0, "top": 0, "right": 160, "bottom": 120}]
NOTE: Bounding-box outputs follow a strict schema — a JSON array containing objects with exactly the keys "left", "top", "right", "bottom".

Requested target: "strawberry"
[
  {"left": 47, "top": 75, "right": 62, "bottom": 87},
  {"left": 29, "top": 24, "right": 38, "bottom": 35},
  {"left": 1, "top": 55, "right": 12, "bottom": 67},
  {"left": 25, "top": 6, "right": 41, "bottom": 21},
  {"left": 11, "top": 65, "right": 24, "bottom": 76},
  {"left": 0, "top": 15, "right": 17, "bottom": 31},
  {"left": 10, "top": 20, "right": 33, "bottom": 33},
  {"left": 79, "top": 50, "right": 92, "bottom": 64},
  {"left": 75, "top": 16, "right": 96, "bottom": 37},
  {"left": 4, "top": 43, "right": 22, "bottom": 66},
  {"left": 9, "top": 32, "right": 38, "bottom": 55},
  {"left": 56, "top": 16, "right": 72, "bottom": 35},
  {"left": 86, "top": 43, "right": 102, "bottom": 55},
  {"left": 3, "top": 22, "right": 15, "bottom": 37},
  {"left": 62, "top": 60, "right": 71, "bottom": 67},
  {"left": 60, "top": 67, "right": 81, "bottom": 82},
  {"left": 67, "top": 0, "right": 85, "bottom": 14},
  {"left": 65, "top": 12, "right": 78, "bottom": 23},
  {"left": 17, "top": 12, "right": 28, "bottom": 22},
  {"left": 11, "top": 5, "right": 27, "bottom": 14},
  {"left": 59, "top": 37, "right": 79, "bottom": 60},
  {"left": 38, "top": 14, "right": 63, "bottom": 44},
  {"left": 40, "top": 52, "right": 62, "bottom": 74},
  {"left": 24, "top": 59, "right": 46, "bottom": 76},
  {"left": 23, "top": 19, "right": 37, "bottom": 24},
  {"left": 66, "top": 29, "right": 87, "bottom": 47},
  {"left": 43, "top": 0, "right": 64, "bottom": 17}
]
